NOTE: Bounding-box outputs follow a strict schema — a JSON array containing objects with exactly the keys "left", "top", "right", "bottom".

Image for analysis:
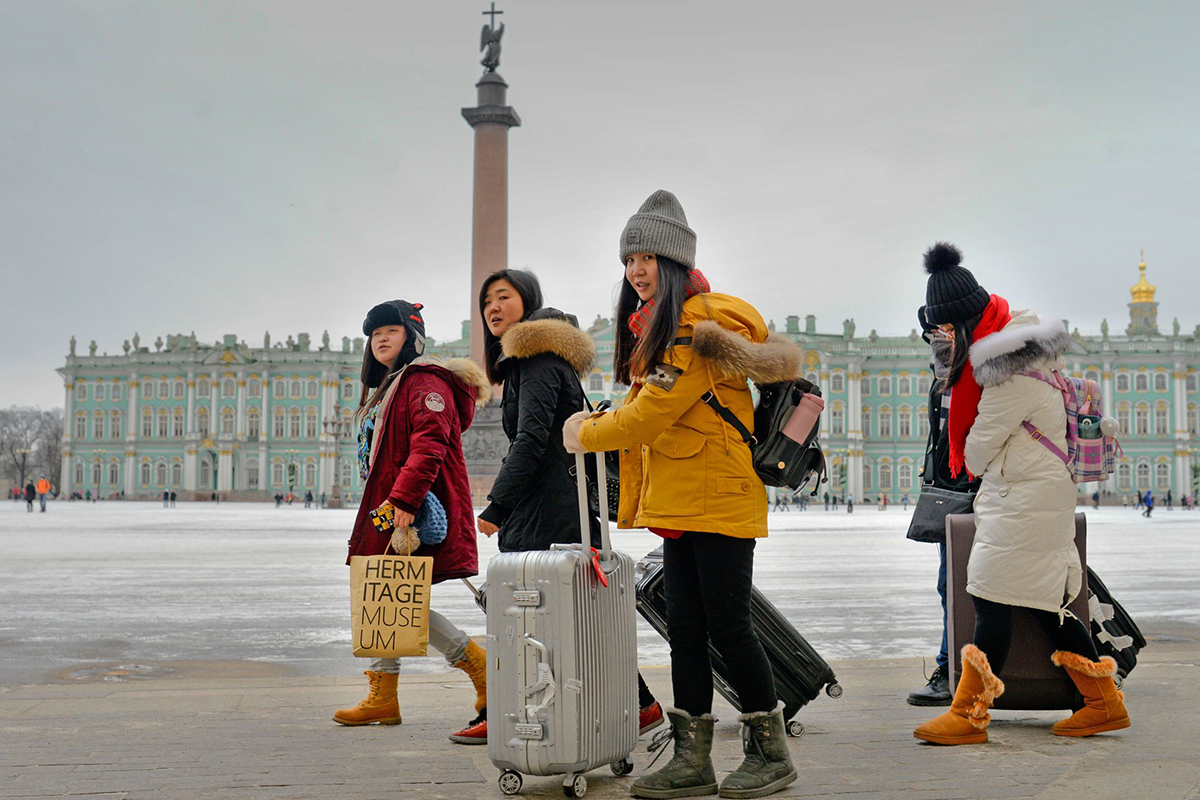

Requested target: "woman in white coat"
[{"left": 912, "top": 244, "right": 1131, "bottom": 746}]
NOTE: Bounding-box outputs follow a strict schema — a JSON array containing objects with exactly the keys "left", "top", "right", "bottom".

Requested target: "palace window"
[
  {"left": 829, "top": 462, "right": 842, "bottom": 490},
  {"left": 142, "top": 382, "right": 154, "bottom": 399},
  {"left": 879, "top": 462, "right": 892, "bottom": 492},
  {"left": 141, "top": 409, "right": 153, "bottom": 438},
  {"left": 860, "top": 378, "right": 871, "bottom": 397},
  {"left": 918, "top": 404, "right": 929, "bottom": 439},
  {"left": 341, "top": 461, "right": 354, "bottom": 487},
  {"left": 222, "top": 379, "right": 236, "bottom": 398},
  {"left": 197, "top": 408, "right": 210, "bottom": 437},
  {"left": 1116, "top": 372, "right": 1130, "bottom": 393},
  {"left": 274, "top": 380, "right": 285, "bottom": 399},
  {"left": 221, "top": 408, "right": 235, "bottom": 435},
  {"left": 156, "top": 462, "right": 167, "bottom": 486},
  {"left": 174, "top": 380, "right": 185, "bottom": 399},
  {"left": 157, "top": 408, "right": 169, "bottom": 438},
  {"left": 1135, "top": 404, "right": 1149, "bottom": 437},
  {"left": 74, "top": 460, "right": 84, "bottom": 485},
  {"left": 92, "top": 462, "right": 102, "bottom": 486},
  {"left": 76, "top": 383, "right": 87, "bottom": 402},
  {"left": 1117, "top": 403, "right": 1131, "bottom": 437},
  {"left": 248, "top": 409, "right": 261, "bottom": 438},
  {"left": 1085, "top": 369, "right": 1100, "bottom": 384},
  {"left": 878, "top": 377, "right": 892, "bottom": 396},
  {"left": 110, "top": 411, "right": 122, "bottom": 439},
  {"left": 1154, "top": 404, "right": 1169, "bottom": 437},
  {"left": 918, "top": 375, "right": 931, "bottom": 394},
  {"left": 306, "top": 409, "right": 319, "bottom": 439},
  {"left": 290, "top": 380, "right": 302, "bottom": 399},
  {"left": 75, "top": 412, "right": 87, "bottom": 439},
  {"left": 273, "top": 409, "right": 285, "bottom": 439},
  {"left": 246, "top": 460, "right": 259, "bottom": 489},
  {"left": 589, "top": 373, "right": 603, "bottom": 392},
  {"left": 1156, "top": 463, "right": 1170, "bottom": 490},
  {"left": 158, "top": 380, "right": 169, "bottom": 399},
  {"left": 198, "top": 381, "right": 211, "bottom": 399},
  {"left": 1189, "top": 373, "right": 1199, "bottom": 393},
  {"left": 94, "top": 384, "right": 106, "bottom": 402},
  {"left": 1189, "top": 404, "right": 1198, "bottom": 437},
  {"left": 171, "top": 462, "right": 182, "bottom": 485},
  {"left": 289, "top": 409, "right": 301, "bottom": 439},
  {"left": 109, "top": 463, "right": 120, "bottom": 486},
  {"left": 861, "top": 406, "right": 871, "bottom": 437},
  {"left": 172, "top": 409, "right": 184, "bottom": 438},
  {"left": 831, "top": 372, "right": 845, "bottom": 393},
  {"left": 248, "top": 380, "right": 261, "bottom": 398},
  {"left": 899, "top": 463, "right": 913, "bottom": 492},
  {"left": 92, "top": 410, "right": 104, "bottom": 440},
  {"left": 140, "top": 462, "right": 152, "bottom": 484},
  {"left": 200, "top": 460, "right": 212, "bottom": 489},
  {"left": 1135, "top": 373, "right": 1149, "bottom": 392},
  {"left": 862, "top": 460, "right": 873, "bottom": 490},
  {"left": 1135, "top": 462, "right": 1150, "bottom": 488},
  {"left": 272, "top": 463, "right": 284, "bottom": 487},
  {"left": 306, "top": 380, "right": 319, "bottom": 399},
  {"left": 899, "top": 406, "right": 912, "bottom": 439},
  {"left": 342, "top": 383, "right": 355, "bottom": 400},
  {"left": 831, "top": 403, "right": 845, "bottom": 436},
  {"left": 879, "top": 405, "right": 893, "bottom": 439},
  {"left": 1117, "top": 463, "right": 1132, "bottom": 491},
  {"left": 304, "top": 463, "right": 316, "bottom": 487},
  {"left": 111, "top": 384, "right": 122, "bottom": 402},
  {"left": 1154, "top": 373, "right": 1169, "bottom": 393},
  {"left": 898, "top": 376, "right": 911, "bottom": 396}
]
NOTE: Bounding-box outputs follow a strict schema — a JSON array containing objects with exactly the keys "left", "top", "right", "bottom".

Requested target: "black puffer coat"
[{"left": 478, "top": 310, "right": 602, "bottom": 552}]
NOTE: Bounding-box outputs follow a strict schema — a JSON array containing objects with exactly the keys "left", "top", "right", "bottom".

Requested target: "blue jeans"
[{"left": 936, "top": 542, "right": 948, "bottom": 670}]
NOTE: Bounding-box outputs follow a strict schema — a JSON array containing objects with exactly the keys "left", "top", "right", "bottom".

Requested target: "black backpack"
[
  {"left": 703, "top": 378, "right": 828, "bottom": 494},
  {"left": 1086, "top": 567, "right": 1147, "bottom": 683}
]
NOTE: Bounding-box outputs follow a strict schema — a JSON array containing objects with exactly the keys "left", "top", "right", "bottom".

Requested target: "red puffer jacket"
[{"left": 346, "top": 358, "right": 491, "bottom": 584}]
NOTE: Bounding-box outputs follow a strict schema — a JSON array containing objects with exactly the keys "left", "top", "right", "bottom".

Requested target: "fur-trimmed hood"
[
  {"left": 500, "top": 317, "right": 595, "bottom": 377},
  {"left": 692, "top": 321, "right": 803, "bottom": 385},
  {"left": 405, "top": 356, "right": 492, "bottom": 411},
  {"left": 970, "top": 311, "right": 1069, "bottom": 388}
]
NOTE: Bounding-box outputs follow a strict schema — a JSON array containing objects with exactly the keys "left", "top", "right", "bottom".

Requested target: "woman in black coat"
[{"left": 472, "top": 269, "right": 663, "bottom": 741}]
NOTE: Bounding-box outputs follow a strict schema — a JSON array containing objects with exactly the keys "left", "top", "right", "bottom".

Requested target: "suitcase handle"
[{"left": 574, "top": 441, "right": 614, "bottom": 565}]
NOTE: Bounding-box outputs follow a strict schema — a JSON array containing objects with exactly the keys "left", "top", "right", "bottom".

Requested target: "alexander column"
[{"left": 463, "top": 3, "right": 521, "bottom": 366}]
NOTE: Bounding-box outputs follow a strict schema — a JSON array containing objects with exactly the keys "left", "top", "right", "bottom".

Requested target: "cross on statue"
[
  {"left": 479, "top": 3, "right": 506, "bottom": 73},
  {"left": 483, "top": 2, "right": 503, "bottom": 26}
]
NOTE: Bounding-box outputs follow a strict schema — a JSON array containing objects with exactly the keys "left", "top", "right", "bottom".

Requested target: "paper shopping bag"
[{"left": 349, "top": 553, "right": 433, "bottom": 657}]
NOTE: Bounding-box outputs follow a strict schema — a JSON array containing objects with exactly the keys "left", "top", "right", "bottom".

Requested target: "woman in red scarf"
[{"left": 913, "top": 244, "right": 1130, "bottom": 746}]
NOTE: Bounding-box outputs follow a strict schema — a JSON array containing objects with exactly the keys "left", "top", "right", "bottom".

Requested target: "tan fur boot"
[
  {"left": 914, "top": 644, "right": 1005, "bottom": 745},
  {"left": 333, "top": 670, "right": 401, "bottom": 726},
  {"left": 453, "top": 639, "right": 487, "bottom": 714},
  {"left": 1050, "top": 651, "right": 1130, "bottom": 737}
]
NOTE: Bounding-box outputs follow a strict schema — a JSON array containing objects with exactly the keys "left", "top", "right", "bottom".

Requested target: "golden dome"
[{"left": 1130, "top": 250, "right": 1156, "bottom": 303}]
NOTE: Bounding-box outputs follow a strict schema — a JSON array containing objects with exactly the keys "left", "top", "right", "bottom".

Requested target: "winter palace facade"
[{"left": 59, "top": 258, "right": 1200, "bottom": 502}]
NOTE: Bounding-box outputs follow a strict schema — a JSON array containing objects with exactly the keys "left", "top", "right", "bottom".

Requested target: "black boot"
[
  {"left": 906, "top": 664, "right": 952, "bottom": 706},
  {"left": 631, "top": 708, "right": 718, "bottom": 799},
  {"left": 718, "top": 704, "right": 797, "bottom": 799}
]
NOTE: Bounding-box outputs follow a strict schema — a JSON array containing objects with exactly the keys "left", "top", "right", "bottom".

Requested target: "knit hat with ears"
[
  {"left": 922, "top": 242, "right": 990, "bottom": 325},
  {"left": 362, "top": 300, "right": 427, "bottom": 367},
  {"left": 620, "top": 190, "right": 697, "bottom": 269}
]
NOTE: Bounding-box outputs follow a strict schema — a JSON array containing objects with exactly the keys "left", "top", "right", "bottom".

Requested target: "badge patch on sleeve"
[
  {"left": 424, "top": 392, "right": 446, "bottom": 412},
  {"left": 645, "top": 363, "right": 684, "bottom": 391}
]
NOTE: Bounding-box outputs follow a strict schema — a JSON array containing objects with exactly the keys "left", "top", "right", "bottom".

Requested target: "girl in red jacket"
[{"left": 333, "top": 300, "right": 492, "bottom": 745}]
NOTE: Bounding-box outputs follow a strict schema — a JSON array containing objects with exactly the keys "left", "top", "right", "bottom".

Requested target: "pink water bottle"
[{"left": 782, "top": 393, "right": 824, "bottom": 443}]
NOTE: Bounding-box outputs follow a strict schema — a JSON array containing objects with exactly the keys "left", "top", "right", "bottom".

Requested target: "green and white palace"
[{"left": 59, "top": 258, "right": 1200, "bottom": 502}]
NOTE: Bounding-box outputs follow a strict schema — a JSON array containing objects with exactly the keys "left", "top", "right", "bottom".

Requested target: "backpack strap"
[
  {"left": 1022, "top": 421, "right": 1070, "bottom": 466},
  {"left": 702, "top": 391, "right": 754, "bottom": 445}
]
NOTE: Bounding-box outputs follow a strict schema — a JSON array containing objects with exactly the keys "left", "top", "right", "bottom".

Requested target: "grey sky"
[{"left": 2, "top": 0, "right": 1198, "bottom": 409}]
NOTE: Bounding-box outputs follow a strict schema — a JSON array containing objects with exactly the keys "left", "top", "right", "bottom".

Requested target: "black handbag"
[
  {"left": 906, "top": 484, "right": 976, "bottom": 542},
  {"left": 565, "top": 399, "right": 620, "bottom": 522}
]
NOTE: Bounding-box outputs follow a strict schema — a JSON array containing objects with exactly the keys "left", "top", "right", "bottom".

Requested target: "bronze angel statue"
[{"left": 480, "top": 21, "right": 504, "bottom": 72}]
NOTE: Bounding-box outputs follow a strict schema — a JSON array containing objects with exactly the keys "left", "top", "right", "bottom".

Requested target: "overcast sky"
[{"left": 2, "top": 0, "right": 1198, "bottom": 409}]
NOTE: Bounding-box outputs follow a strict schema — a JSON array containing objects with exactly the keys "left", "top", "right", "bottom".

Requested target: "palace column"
[
  {"left": 846, "top": 360, "right": 864, "bottom": 500},
  {"left": 60, "top": 376, "right": 75, "bottom": 496},
  {"left": 463, "top": 72, "right": 520, "bottom": 366},
  {"left": 1174, "top": 362, "right": 1190, "bottom": 499},
  {"left": 184, "top": 371, "right": 197, "bottom": 491},
  {"left": 124, "top": 373, "right": 139, "bottom": 496}
]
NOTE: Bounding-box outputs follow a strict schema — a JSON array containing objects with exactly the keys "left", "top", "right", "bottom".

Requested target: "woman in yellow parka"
[{"left": 563, "top": 190, "right": 802, "bottom": 800}]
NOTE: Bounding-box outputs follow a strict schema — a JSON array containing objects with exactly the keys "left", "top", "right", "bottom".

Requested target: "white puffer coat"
[{"left": 964, "top": 310, "right": 1080, "bottom": 614}]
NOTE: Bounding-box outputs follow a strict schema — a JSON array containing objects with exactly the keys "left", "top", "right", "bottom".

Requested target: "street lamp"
[
  {"left": 284, "top": 449, "right": 300, "bottom": 494},
  {"left": 14, "top": 448, "right": 30, "bottom": 489},
  {"left": 322, "top": 404, "right": 351, "bottom": 509}
]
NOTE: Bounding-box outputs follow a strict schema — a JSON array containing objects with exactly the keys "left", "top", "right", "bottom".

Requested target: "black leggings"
[
  {"left": 972, "top": 595, "right": 1098, "bottom": 673},
  {"left": 663, "top": 532, "right": 777, "bottom": 716}
]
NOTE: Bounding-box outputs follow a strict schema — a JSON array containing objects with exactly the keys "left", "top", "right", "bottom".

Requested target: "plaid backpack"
[{"left": 1020, "top": 370, "right": 1118, "bottom": 483}]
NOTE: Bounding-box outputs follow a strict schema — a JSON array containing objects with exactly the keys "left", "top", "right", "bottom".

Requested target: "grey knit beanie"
[{"left": 619, "top": 190, "right": 696, "bottom": 269}]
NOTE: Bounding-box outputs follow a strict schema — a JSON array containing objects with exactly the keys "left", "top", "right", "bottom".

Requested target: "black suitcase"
[
  {"left": 634, "top": 548, "right": 841, "bottom": 736},
  {"left": 1086, "top": 566, "right": 1146, "bottom": 683}
]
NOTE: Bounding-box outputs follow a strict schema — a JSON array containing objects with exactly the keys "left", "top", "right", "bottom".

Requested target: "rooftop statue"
[
  {"left": 480, "top": 4, "right": 505, "bottom": 72},
  {"left": 69, "top": 335, "right": 76, "bottom": 356}
]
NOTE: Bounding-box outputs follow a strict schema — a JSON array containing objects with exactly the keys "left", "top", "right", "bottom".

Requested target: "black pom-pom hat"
[{"left": 922, "top": 242, "right": 990, "bottom": 325}]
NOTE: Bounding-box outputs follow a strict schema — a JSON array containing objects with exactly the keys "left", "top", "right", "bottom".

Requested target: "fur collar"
[
  {"left": 501, "top": 318, "right": 595, "bottom": 377},
  {"left": 440, "top": 357, "right": 492, "bottom": 408},
  {"left": 970, "top": 313, "right": 1069, "bottom": 388},
  {"left": 691, "top": 321, "right": 803, "bottom": 385}
]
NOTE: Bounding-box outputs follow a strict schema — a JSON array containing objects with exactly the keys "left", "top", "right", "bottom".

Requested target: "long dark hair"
[
  {"left": 613, "top": 256, "right": 692, "bottom": 385},
  {"left": 479, "top": 268, "right": 544, "bottom": 384},
  {"left": 938, "top": 313, "right": 982, "bottom": 395}
]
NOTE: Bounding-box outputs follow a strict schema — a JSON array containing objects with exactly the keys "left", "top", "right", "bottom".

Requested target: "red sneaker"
[
  {"left": 639, "top": 701, "right": 664, "bottom": 735},
  {"left": 449, "top": 711, "right": 487, "bottom": 745}
]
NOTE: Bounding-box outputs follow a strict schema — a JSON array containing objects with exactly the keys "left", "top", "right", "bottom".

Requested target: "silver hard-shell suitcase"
[{"left": 486, "top": 450, "right": 638, "bottom": 798}]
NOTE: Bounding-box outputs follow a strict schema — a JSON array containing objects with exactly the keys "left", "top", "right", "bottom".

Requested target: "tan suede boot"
[
  {"left": 1050, "top": 651, "right": 1131, "bottom": 737},
  {"left": 453, "top": 639, "right": 488, "bottom": 714},
  {"left": 333, "top": 670, "right": 401, "bottom": 726},
  {"left": 914, "top": 644, "right": 1004, "bottom": 745}
]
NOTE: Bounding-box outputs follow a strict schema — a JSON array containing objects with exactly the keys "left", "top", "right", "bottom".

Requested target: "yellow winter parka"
[{"left": 578, "top": 293, "right": 802, "bottom": 539}]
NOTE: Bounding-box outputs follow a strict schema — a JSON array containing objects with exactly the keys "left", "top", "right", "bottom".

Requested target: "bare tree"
[{"left": 0, "top": 406, "right": 63, "bottom": 491}]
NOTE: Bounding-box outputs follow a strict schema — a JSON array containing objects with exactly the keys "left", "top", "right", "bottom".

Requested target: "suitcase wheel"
[
  {"left": 563, "top": 773, "right": 587, "bottom": 798},
  {"left": 498, "top": 770, "right": 523, "bottom": 796},
  {"left": 786, "top": 720, "right": 805, "bottom": 737},
  {"left": 826, "top": 682, "right": 844, "bottom": 699},
  {"left": 610, "top": 759, "right": 635, "bottom": 777}
]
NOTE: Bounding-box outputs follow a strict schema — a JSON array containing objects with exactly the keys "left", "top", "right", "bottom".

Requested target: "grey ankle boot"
[
  {"left": 630, "top": 708, "right": 718, "bottom": 799},
  {"left": 718, "top": 704, "right": 797, "bottom": 799}
]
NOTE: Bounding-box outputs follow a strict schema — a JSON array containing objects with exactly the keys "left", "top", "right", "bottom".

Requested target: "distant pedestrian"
[
  {"left": 163, "top": 490, "right": 170, "bottom": 508},
  {"left": 24, "top": 481, "right": 36, "bottom": 512},
  {"left": 274, "top": 493, "right": 283, "bottom": 508},
  {"left": 1134, "top": 491, "right": 1143, "bottom": 509},
  {"left": 319, "top": 492, "right": 326, "bottom": 507},
  {"left": 831, "top": 494, "right": 838, "bottom": 510},
  {"left": 36, "top": 477, "right": 51, "bottom": 512},
  {"left": 1166, "top": 489, "right": 1173, "bottom": 510},
  {"left": 823, "top": 491, "right": 830, "bottom": 511},
  {"left": 1092, "top": 491, "right": 1100, "bottom": 510},
  {"left": 1143, "top": 491, "right": 1154, "bottom": 518},
  {"left": 169, "top": 490, "right": 177, "bottom": 507},
  {"left": 847, "top": 494, "right": 854, "bottom": 513},
  {"left": 85, "top": 488, "right": 91, "bottom": 502},
  {"left": 903, "top": 493, "right": 910, "bottom": 511},
  {"left": 304, "top": 490, "right": 313, "bottom": 509}
]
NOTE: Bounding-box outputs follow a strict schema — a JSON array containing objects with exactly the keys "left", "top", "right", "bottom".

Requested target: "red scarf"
[
  {"left": 628, "top": 269, "right": 711, "bottom": 339},
  {"left": 947, "top": 294, "right": 1012, "bottom": 478}
]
